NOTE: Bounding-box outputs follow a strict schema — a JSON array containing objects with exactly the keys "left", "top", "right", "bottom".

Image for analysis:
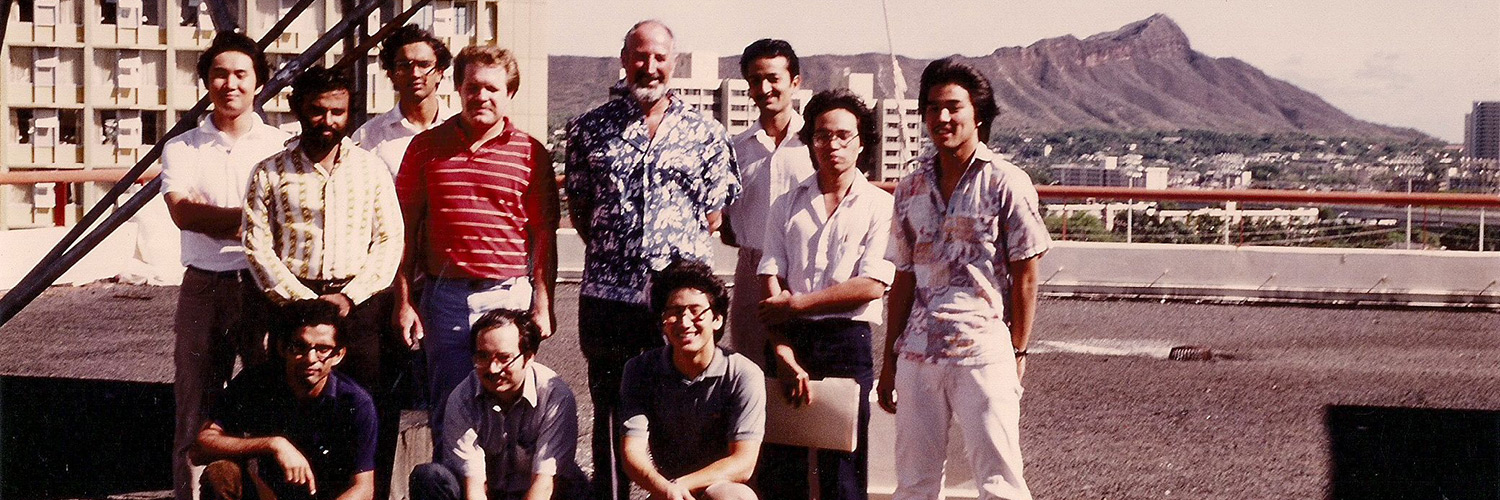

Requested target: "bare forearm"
[
  {"left": 673, "top": 441, "right": 759, "bottom": 491},
  {"left": 463, "top": 475, "right": 487, "bottom": 500},
  {"left": 332, "top": 472, "right": 374, "bottom": 500},
  {"left": 622, "top": 437, "right": 673, "bottom": 494},
  {"left": 193, "top": 428, "right": 283, "bottom": 463},
  {"left": 884, "top": 272, "right": 916, "bottom": 358},
  {"left": 165, "top": 194, "right": 241, "bottom": 236},
  {"left": 522, "top": 474, "right": 555, "bottom": 500},
  {"left": 786, "top": 277, "right": 886, "bottom": 317},
  {"left": 1007, "top": 257, "right": 1041, "bottom": 350}
]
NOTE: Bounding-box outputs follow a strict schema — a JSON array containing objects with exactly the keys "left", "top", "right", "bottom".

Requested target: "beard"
[
  {"left": 628, "top": 79, "right": 668, "bottom": 103},
  {"left": 299, "top": 121, "right": 345, "bottom": 151}
]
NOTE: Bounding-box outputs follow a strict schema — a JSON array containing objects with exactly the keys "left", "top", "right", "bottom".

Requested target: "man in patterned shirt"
[
  {"left": 876, "top": 58, "right": 1051, "bottom": 500},
  {"left": 563, "top": 19, "right": 739, "bottom": 500},
  {"left": 242, "top": 65, "right": 405, "bottom": 497}
]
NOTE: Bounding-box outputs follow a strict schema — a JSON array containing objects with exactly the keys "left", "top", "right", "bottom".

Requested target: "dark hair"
[
  {"left": 650, "top": 259, "right": 730, "bottom": 323},
  {"left": 270, "top": 299, "right": 344, "bottom": 348},
  {"left": 378, "top": 24, "right": 453, "bottom": 73},
  {"left": 453, "top": 45, "right": 520, "bottom": 95},
  {"left": 471, "top": 309, "right": 543, "bottom": 356},
  {"left": 799, "top": 88, "right": 879, "bottom": 174},
  {"left": 918, "top": 57, "right": 1000, "bottom": 142},
  {"left": 739, "top": 38, "right": 800, "bottom": 79},
  {"left": 288, "top": 65, "right": 353, "bottom": 115},
  {"left": 197, "top": 32, "right": 270, "bottom": 88}
]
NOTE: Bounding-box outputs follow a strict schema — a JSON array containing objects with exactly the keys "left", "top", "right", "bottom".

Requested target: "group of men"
[{"left": 162, "top": 15, "right": 1048, "bottom": 500}]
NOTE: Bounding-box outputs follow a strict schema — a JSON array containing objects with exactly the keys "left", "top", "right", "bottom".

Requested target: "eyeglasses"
[
  {"left": 661, "top": 306, "right": 715, "bottom": 325},
  {"left": 282, "top": 340, "right": 338, "bottom": 361},
  {"left": 473, "top": 351, "right": 525, "bottom": 371},
  {"left": 393, "top": 59, "right": 440, "bottom": 78},
  {"left": 812, "top": 130, "right": 859, "bottom": 149}
]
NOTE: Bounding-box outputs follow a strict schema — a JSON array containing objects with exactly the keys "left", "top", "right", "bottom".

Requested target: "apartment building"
[{"left": 0, "top": 0, "right": 547, "bottom": 229}]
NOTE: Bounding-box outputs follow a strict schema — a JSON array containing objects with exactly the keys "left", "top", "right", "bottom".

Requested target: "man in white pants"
[{"left": 876, "top": 57, "right": 1051, "bottom": 500}]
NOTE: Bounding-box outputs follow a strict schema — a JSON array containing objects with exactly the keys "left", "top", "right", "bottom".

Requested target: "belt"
[
  {"left": 186, "top": 266, "right": 253, "bottom": 281},
  {"left": 298, "top": 277, "right": 353, "bottom": 296}
]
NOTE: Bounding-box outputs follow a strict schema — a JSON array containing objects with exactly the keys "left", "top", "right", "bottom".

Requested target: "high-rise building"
[
  {"left": 1465, "top": 101, "right": 1500, "bottom": 160},
  {"left": 0, "top": 0, "right": 547, "bottom": 229}
]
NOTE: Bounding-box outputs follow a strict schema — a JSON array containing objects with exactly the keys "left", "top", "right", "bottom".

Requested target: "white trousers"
[{"left": 893, "top": 358, "right": 1031, "bottom": 500}]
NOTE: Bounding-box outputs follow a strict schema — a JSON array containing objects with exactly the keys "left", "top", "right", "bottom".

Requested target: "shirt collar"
[
  {"left": 620, "top": 92, "right": 684, "bottom": 118},
  {"left": 662, "top": 346, "right": 729, "bottom": 382},
  {"left": 472, "top": 364, "right": 540, "bottom": 410},
  {"left": 751, "top": 112, "right": 806, "bottom": 150},
  {"left": 384, "top": 101, "right": 453, "bottom": 133},
  {"left": 199, "top": 113, "right": 272, "bottom": 149},
  {"left": 456, "top": 117, "right": 515, "bottom": 148}
]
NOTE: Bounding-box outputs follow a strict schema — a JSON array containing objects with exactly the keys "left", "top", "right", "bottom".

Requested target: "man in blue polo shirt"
[
  {"left": 620, "top": 260, "right": 765, "bottom": 500},
  {"left": 193, "top": 300, "right": 377, "bottom": 500}
]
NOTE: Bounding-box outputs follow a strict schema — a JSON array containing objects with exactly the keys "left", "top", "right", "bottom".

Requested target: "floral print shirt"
[
  {"left": 887, "top": 145, "right": 1051, "bottom": 365},
  {"left": 565, "top": 94, "right": 739, "bottom": 304}
]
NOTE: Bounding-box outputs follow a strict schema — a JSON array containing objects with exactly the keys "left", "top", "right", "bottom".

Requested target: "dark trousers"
[
  {"left": 295, "top": 281, "right": 410, "bottom": 500},
  {"left": 758, "top": 319, "right": 874, "bottom": 500},
  {"left": 201, "top": 459, "right": 349, "bottom": 500},
  {"left": 410, "top": 462, "right": 584, "bottom": 500},
  {"left": 578, "top": 296, "right": 663, "bottom": 500}
]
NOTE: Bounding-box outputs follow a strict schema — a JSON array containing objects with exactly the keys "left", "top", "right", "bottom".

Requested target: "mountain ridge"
[{"left": 548, "top": 14, "right": 1428, "bottom": 141}]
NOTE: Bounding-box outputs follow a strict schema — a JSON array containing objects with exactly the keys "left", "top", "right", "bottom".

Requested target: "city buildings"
[
  {"left": 0, "top": 0, "right": 547, "bottom": 230},
  {"left": 1465, "top": 101, "right": 1499, "bottom": 160}
]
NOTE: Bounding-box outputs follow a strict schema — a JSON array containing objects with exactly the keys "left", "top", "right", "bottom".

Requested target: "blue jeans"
[
  {"left": 419, "top": 275, "right": 532, "bottom": 448},
  {"left": 758, "top": 319, "right": 874, "bottom": 500}
]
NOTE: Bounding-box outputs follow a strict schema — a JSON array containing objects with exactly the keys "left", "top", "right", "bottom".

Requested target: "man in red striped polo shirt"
[{"left": 393, "top": 45, "right": 560, "bottom": 448}]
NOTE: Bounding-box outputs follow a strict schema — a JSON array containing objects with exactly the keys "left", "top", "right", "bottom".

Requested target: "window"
[
  {"left": 100, "top": 110, "right": 117, "bottom": 145},
  {"left": 118, "top": 110, "right": 143, "bottom": 148},
  {"left": 730, "top": 105, "right": 747, "bottom": 112},
  {"left": 732, "top": 90, "right": 747, "bottom": 97},
  {"left": 886, "top": 150, "right": 898, "bottom": 157},
  {"left": 101, "top": 0, "right": 117, "bottom": 24},
  {"left": 117, "top": 0, "right": 144, "bottom": 28},
  {"left": 142, "top": 111, "right": 161, "bottom": 144},
  {"left": 431, "top": 3, "right": 455, "bottom": 37},
  {"left": 886, "top": 136, "right": 898, "bottom": 143},
  {"left": 15, "top": 110, "right": 34, "bottom": 144},
  {"left": 885, "top": 108, "right": 896, "bottom": 115},
  {"left": 59, "top": 110, "right": 81, "bottom": 145},
  {"left": 454, "top": 2, "right": 474, "bottom": 36},
  {"left": 17, "top": 0, "right": 33, "bottom": 22}
]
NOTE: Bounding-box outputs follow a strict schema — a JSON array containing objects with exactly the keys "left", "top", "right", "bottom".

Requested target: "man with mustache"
[
  {"left": 194, "top": 299, "right": 377, "bottom": 500},
  {"left": 394, "top": 45, "right": 559, "bottom": 453},
  {"left": 241, "top": 66, "right": 404, "bottom": 477},
  {"left": 564, "top": 19, "right": 740, "bottom": 500}
]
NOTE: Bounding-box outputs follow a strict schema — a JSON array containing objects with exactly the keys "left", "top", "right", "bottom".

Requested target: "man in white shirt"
[
  {"left": 160, "top": 32, "right": 291, "bottom": 500},
  {"left": 756, "top": 89, "right": 894, "bottom": 500},
  {"left": 351, "top": 24, "right": 453, "bottom": 175},
  {"left": 720, "top": 39, "right": 815, "bottom": 367}
]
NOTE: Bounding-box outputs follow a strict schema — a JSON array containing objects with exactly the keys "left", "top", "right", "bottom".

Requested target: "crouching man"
[
  {"left": 193, "top": 300, "right": 376, "bottom": 500},
  {"left": 620, "top": 260, "right": 766, "bottom": 500},
  {"left": 410, "top": 309, "right": 588, "bottom": 500}
]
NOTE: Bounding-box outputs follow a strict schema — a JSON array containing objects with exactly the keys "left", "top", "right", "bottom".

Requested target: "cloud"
[{"left": 1353, "top": 52, "right": 1410, "bottom": 91}]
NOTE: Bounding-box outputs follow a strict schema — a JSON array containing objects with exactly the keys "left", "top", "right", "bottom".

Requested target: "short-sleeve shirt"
[
  {"left": 439, "top": 363, "right": 587, "bottom": 497},
  {"left": 209, "top": 363, "right": 377, "bottom": 500},
  {"left": 758, "top": 175, "right": 895, "bottom": 323},
  {"left": 396, "top": 118, "right": 551, "bottom": 280},
  {"left": 351, "top": 103, "right": 455, "bottom": 175},
  {"left": 159, "top": 116, "right": 290, "bottom": 271},
  {"left": 620, "top": 346, "right": 765, "bottom": 479},
  {"left": 564, "top": 95, "right": 740, "bottom": 304},
  {"left": 723, "top": 114, "right": 815, "bottom": 251},
  {"left": 886, "top": 146, "right": 1052, "bottom": 365}
]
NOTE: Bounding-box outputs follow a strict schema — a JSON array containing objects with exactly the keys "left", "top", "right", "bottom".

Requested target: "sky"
[{"left": 546, "top": 0, "right": 1500, "bottom": 142}]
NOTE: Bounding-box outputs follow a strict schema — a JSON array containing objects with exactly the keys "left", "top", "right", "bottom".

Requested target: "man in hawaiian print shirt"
[
  {"left": 563, "top": 19, "right": 740, "bottom": 500},
  {"left": 876, "top": 57, "right": 1051, "bottom": 500}
]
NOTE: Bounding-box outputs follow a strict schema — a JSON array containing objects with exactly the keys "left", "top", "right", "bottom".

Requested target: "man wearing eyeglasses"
[
  {"left": 619, "top": 260, "right": 764, "bottom": 500},
  {"left": 352, "top": 24, "right": 453, "bottom": 176},
  {"left": 194, "top": 300, "right": 377, "bottom": 500},
  {"left": 394, "top": 45, "right": 559, "bottom": 453},
  {"left": 409, "top": 309, "right": 588, "bottom": 500}
]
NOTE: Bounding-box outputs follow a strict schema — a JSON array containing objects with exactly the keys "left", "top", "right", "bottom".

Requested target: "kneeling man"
[
  {"left": 193, "top": 300, "right": 376, "bottom": 500},
  {"left": 410, "top": 309, "right": 587, "bottom": 500},
  {"left": 620, "top": 260, "right": 765, "bottom": 500}
]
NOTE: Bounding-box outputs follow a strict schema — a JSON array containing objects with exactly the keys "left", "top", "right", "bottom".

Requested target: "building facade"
[
  {"left": 1465, "top": 101, "right": 1499, "bottom": 161},
  {"left": 0, "top": 0, "right": 547, "bottom": 229}
]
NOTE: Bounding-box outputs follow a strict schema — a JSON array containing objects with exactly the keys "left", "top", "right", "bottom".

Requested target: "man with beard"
[
  {"left": 564, "top": 19, "right": 739, "bottom": 500},
  {"left": 242, "top": 65, "right": 404, "bottom": 496}
]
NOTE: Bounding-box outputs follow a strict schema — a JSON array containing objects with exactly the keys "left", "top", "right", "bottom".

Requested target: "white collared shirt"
[
  {"left": 758, "top": 174, "right": 896, "bottom": 324},
  {"left": 159, "top": 115, "right": 291, "bottom": 272},
  {"left": 723, "top": 114, "right": 815, "bottom": 251},
  {"left": 351, "top": 102, "right": 455, "bottom": 175}
]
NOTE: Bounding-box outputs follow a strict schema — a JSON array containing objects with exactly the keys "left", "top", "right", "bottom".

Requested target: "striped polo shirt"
[{"left": 396, "top": 118, "right": 550, "bottom": 280}]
